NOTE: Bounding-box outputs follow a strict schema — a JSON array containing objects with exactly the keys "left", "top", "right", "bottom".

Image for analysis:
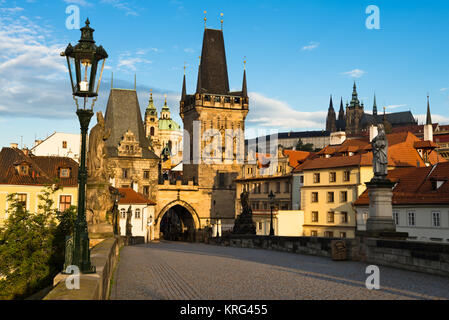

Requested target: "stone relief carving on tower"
[{"left": 118, "top": 130, "right": 143, "bottom": 158}]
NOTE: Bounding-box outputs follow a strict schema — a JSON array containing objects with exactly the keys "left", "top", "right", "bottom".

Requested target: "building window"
[
  {"left": 276, "top": 182, "right": 281, "bottom": 194},
  {"left": 135, "top": 208, "right": 141, "bottom": 219},
  {"left": 343, "top": 171, "right": 350, "bottom": 182},
  {"left": 143, "top": 171, "right": 150, "bottom": 179},
  {"left": 312, "top": 211, "right": 319, "bottom": 222},
  {"left": 264, "top": 183, "right": 269, "bottom": 194},
  {"left": 329, "top": 172, "right": 336, "bottom": 183},
  {"left": 340, "top": 191, "right": 348, "bottom": 202},
  {"left": 59, "top": 195, "right": 72, "bottom": 212},
  {"left": 311, "top": 192, "right": 319, "bottom": 203},
  {"left": 120, "top": 209, "right": 126, "bottom": 219},
  {"left": 432, "top": 212, "right": 441, "bottom": 228},
  {"left": 284, "top": 181, "right": 290, "bottom": 193},
  {"left": 122, "top": 169, "right": 129, "bottom": 179},
  {"left": 16, "top": 193, "right": 27, "bottom": 208},
  {"left": 60, "top": 168, "right": 71, "bottom": 178},
  {"left": 150, "top": 127, "right": 155, "bottom": 136},
  {"left": 363, "top": 212, "right": 368, "bottom": 223},
  {"left": 258, "top": 222, "right": 263, "bottom": 230},
  {"left": 408, "top": 211, "right": 416, "bottom": 226},
  {"left": 327, "top": 192, "right": 334, "bottom": 203},
  {"left": 340, "top": 232, "right": 347, "bottom": 238},
  {"left": 313, "top": 173, "right": 320, "bottom": 183},
  {"left": 300, "top": 176, "right": 304, "bottom": 184},
  {"left": 143, "top": 186, "right": 150, "bottom": 197},
  {"left": 324, "top": 231, "right": 334, "bottom": 238},
  {"left": 311, "top": 230, "right": 318, "bottom": 237},
  {"left": 62, "top": 141, "right": 67, "bottom": 149},
  {"left": 341, "top": 212, "right": 348, "bottom": 224},
  {"left": 327, "top": 212, "right": 335, "bottom": 223},
  {"left": 218, "top": 173, "right": 226, "bottom": 188},
  {"left": 393, "top": 211, "right": 399, "bottom": 225}
]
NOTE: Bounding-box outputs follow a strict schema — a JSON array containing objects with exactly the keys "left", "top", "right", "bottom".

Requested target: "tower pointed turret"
[
  {"left": 426, "top": 95, "right": 432, "bottom": 125},
  {"left": 326, "top": 95, "right": 337, "bottom": 132},
  {"left": 242, "top": 68, "right": 247, "bottom": 97},
  {"left": 424, "top": 95, "right": 433, "bottom": 141},
  {"left": 373, "top": 93, "right": 378, "bottom": 117},
  {"left": 337, "top": 97, "right": 346, "bottom": 131},
  {"left": 181, "top": 71, "right": 186, "bottom": 101}
]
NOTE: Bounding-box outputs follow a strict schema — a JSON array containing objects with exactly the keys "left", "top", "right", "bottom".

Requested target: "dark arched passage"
[{"left": 159, "top": 205, "right": 196, "bottom": 242}]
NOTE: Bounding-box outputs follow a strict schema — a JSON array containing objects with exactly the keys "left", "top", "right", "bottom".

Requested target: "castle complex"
[{"left": 326, "top": 82, "right": 418, "bottom": 135}]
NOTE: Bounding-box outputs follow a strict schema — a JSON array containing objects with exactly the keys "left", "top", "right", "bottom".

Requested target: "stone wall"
[
  {"left": 209, "top": 234, "right": 359, "bottom": 259},
  {"left": 209, "top": 234, "right": 449, "bottom": 277},
  {"left": 359, "top": 237, "right": 449, "bottom": 277},
  {"left": 43, "top": 237, "right": 121, "bottom": 300}
]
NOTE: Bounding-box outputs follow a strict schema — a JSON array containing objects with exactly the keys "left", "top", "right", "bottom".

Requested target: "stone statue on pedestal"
[
  {"left": 371, "top": 123, "right": 389, "bottom": 182},
  {"left": 126, "top": 205, "right": 133, "bottom": 237},
  {"left": 88, "top": 112, "right": 111, "bottom": 181},
  {"left": 233, "top": 190, "right": 256, "bottom": 235}
]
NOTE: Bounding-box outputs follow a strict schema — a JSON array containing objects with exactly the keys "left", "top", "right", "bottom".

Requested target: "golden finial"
[
  {"left": 204, "top": 11, "right": 207, "bottom": 29},
  {"left": 220, "top": 13, "right": 224, "bottom": 30},
  {"left": 164, "top": 93, "right": 167, "bottom": 105},
  {"left": 243, "top": 56, "right": 247, "bottom": 70},
  {"left": 184, "top": 62, "right": 186, "bottom": 75},
  {"left": 150, "top": 88, "right": 152, "bottom": 98}
]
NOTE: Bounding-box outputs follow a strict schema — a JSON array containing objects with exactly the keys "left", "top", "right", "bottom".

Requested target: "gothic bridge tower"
[{"left": 180, "top": 26, "right": 249, "bottom": 227}]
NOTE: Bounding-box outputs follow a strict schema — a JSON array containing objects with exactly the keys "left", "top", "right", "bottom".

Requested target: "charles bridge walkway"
[{"left": 110, "top": 241, "right": 449, "bottom": 300}]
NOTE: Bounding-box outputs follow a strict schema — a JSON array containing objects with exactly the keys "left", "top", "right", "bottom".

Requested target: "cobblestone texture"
[{"left": 110, "top": 241, "right": 449, "bottom": 300}]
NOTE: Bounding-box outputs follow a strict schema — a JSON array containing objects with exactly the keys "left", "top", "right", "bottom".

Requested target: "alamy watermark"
[
  {"left": 366, "top": 5, "right": 381, "bottom": 30},
  {"left": 65, "top": 5, "right": 80, "bottom": 30},
  {"left": 365, "top": 265, "right": 380, "bottom": 290},
  {"left": 65, "top": 265, "right": 80, "bottom": 290}
]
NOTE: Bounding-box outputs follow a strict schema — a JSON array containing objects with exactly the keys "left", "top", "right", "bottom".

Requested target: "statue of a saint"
[
  {"left": 88, "top": 112, "right": 111, "bottom": 181},
  {"left": 126, "top": 205, "right": 133, "bottom": 237},
  {"left": 240, "top": 190, "right": 251, "bottom": 215},
  {"left": 371, "top": 123, "right": 388, "bottom": 181}
]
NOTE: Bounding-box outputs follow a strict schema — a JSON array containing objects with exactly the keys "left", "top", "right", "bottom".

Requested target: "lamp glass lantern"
[{"left": 61, "top": 18, "right": 108, "bottom": 108}]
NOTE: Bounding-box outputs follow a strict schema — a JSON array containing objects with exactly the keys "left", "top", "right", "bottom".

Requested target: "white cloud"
[
  {"left": 416, "top": 114, "right": 449, "bottom": 125},
  {"left": 440, "top": 87, "right": 449, "bottom": 92},
  {"left": 184, "top": 48, "right": 195, "bottom": 53},
  {"left": 301, "top": 41, "right": 319, "bottom": 51},
  {"left": 386, "top": 104, "right": 407, "bottom": 110},
  {"left": 117, "top": 56, "right": 152, "bottom": 71},
  {"left": 101, "top": 0, "right": 139, "bottom": 16},
  {"left": 342, "top": 69, "right": 366, "bottom": 78},
  {"left": 246, "top": 92, "right": 326, "bottom": 131}
]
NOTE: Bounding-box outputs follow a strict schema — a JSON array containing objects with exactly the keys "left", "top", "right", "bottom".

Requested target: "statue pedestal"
[
  {"left": 86, "top": 181, "right": 114, "bottom": 244},
  {"left": 365, "top": 179, "right": 397, "bottom": 233},
  {"left": 233, "top": 212, "right": 256, "bottom": 235}
]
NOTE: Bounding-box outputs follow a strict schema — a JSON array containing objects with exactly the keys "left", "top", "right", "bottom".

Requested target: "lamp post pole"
[
  {"left": 268, "top": 191, "right": 275, "bottom": 236},
  {"left": 61, "top": 18, "right": 108, "bottom": 274}
]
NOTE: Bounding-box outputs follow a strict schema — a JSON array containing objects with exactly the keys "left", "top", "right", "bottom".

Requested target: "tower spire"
[
  {"left": 373, "top": 93, "right": 378, "bottom": 116},
  {"left": 426, "top": 94, "right": 432, "bottom": 125},
  {"left": 242, "top": 58, "right": 247, "bottom": 97},
  {"left": 326, "top": 95, "right": 337, "bottom": 132},
  {"left": 182, "top": 65, "right": 187, "bottom": 101}
]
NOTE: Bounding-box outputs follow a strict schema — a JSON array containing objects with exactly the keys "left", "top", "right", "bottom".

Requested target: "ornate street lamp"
[
  {"left": 268, "top": 190, "right": 276, "bottom": 236},
  {"left": 61, "top": 18, "right": 108, "bottom": 274}
]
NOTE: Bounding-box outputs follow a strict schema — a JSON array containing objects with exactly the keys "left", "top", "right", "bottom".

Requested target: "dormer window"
[
  {"left": 15, "top": 162, "right": 30, "bottom": 176},
  {"left": 431, "top": 180, "right": 446, "bottom": 190},
  {"left": 59, "top": 168, "right": 71, "bottom": 178}
]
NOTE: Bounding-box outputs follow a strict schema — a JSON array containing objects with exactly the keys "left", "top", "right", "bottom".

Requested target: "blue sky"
[{"left": 1, "top": 0, "right": 449, "bottom": 148}]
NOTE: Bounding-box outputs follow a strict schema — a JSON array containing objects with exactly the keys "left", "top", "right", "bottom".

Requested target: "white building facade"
[{"left": 31, "top": 132, "right": 81, "bottom": 163}]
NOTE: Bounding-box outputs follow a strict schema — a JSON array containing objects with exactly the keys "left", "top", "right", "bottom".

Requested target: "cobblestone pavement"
[{"left": 110, "top": 241, "right": 449, "bottom": 300}]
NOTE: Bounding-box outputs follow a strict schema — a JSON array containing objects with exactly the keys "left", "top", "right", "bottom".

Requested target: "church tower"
[
  {"left": 337, "top": 97, "right": 346, "bottom": 131},
  {"left": 180, "top": 26, "right": 249, "bottom": 226},
  {"left": 144, "top": 91, "right": 159, "bottom": 139},
  {"left": 326, "top": 95, "right": 337, "bottom": 132},
  {"left": 345, "top": 82, "right": 364, "bottom": 134}
]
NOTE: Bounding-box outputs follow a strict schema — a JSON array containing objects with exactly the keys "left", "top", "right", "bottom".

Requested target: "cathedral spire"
[
  {"left": 326, "top": 95, "right": 337, "bottom": 132},
  {"left": 242, "top": 68, "right": 247, "bottom": 97},
  {"left": 426, "top": 94, "right": 432, "bottom": 125},
  {"left": 373, "top": 93, "right": 378, "bottom": 116}
]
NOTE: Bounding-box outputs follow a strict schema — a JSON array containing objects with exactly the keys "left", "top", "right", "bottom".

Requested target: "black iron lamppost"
[
  {"left": 268, "top": 190, "right": 276, "bottom": 236},
  {"left": 61, "top": 18, "right": 108, "bottom": 274}
]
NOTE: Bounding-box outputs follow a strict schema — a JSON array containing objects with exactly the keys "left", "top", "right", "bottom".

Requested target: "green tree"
[
  {"left": 0, "top": 187, "right": 76, "bottom": 300},
  {"left": 295, "top": 139, "right": 314, "bottom": 152}
]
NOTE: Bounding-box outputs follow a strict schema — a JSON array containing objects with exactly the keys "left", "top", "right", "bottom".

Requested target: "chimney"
[
  {"left": 10, "top": 143, "right": 18, "bottom": 149},
  {"left": 369, "top": 125, "right": 378, "bottom": 142},
  {"left": 22, "top": 148, "right": 30, "bottom": 156},
  {"left": 34, "top": 139, "right": 43, "bottom": 146},
  {"left": 330, "top": 131, "right": 346, "bottom": 146}
]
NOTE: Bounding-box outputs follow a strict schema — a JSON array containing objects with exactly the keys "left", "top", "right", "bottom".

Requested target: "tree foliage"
[
  {"left": 295, "top": 139, "right": 315, "bottom": 152},
  {"left": 0, "top": 187, "right": 76, "bottom": 300}
]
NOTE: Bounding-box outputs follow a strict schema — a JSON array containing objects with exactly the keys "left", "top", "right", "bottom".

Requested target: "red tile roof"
[
  {"left": 0, "top": 147, "right": 78, "bottom": 187},
  {"left": 118, "top": 188, "right": 156, "bottom": 205},
  {"left": 293, "top": 132, "right": 445, "bottom": 172},
  {"left": 283, "top": 149, "right": 313, "bottom": 167},
  {"left": 354, "top": 162, "right": 449, "bottom": 206}
]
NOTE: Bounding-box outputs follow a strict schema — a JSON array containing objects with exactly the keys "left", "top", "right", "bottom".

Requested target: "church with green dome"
[{"left": 144, "top": 92, "right": 183, "bottom": 168}]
